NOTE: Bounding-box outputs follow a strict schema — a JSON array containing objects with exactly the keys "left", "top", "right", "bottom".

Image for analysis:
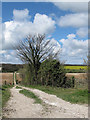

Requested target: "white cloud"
[
  {"left": 0, "top": 23, "right": 2, "bottom": 50},
  {"left": 13, "top": 9, "right": 30, "bottom": 21},
  {"left": 0, "top": 50, "right": 22, "bottom": 64},
  {"left": 2, "top": 9, "right": 56, "bottom": 49},
  {"left": 53, "top": 2, "right": 88, "bottom": 13},
  {"left": 33, "top": 13, "right": 55, "bottom": 34},
  {"left": 0, "top": 50, "right": 6, "bottom": 54},
  {"left": 60, "top": 34, "right": 88, "bottom": 64},
  {"left": 49, "top": 38, "right": 61, "bottom": 54},
  {"left": 67, "top": 34, "right": 76, "bottom": 39},
  {"left": 53, "top": 2, "right": 88, "bottom": 38},
  {"left": 58, "top": 13, "right": 88, "bottom": 28},
  {"left": 58, "top": 13, "right": 88, "bottom": 38},
  {"left": 76, "top": 27, "right": 88, "bottom": 38}
]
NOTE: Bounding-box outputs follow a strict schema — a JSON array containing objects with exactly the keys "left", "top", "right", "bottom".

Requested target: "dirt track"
[{"left": 3, "top": 86, "right": 88, "bottom": 118}]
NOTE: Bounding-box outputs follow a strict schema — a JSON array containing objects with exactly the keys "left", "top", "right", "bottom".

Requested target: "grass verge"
[
  {"left": 24, "top": 85, "right": 88, "bottom": 104},
  {"left": 19, "top": 89, "right": 42, "bottom": 104},
  {"left": 2, "top": 85, "right": 13, "bottom": 107}
]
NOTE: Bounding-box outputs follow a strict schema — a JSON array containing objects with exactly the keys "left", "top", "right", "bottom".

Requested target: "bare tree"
[{"left": 16, "top": 34, "right": 60, "bottom": 83}]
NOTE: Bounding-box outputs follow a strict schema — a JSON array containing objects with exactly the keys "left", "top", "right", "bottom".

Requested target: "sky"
[{"left": 0, "top": 2, "right": 88, "bottom": 64}]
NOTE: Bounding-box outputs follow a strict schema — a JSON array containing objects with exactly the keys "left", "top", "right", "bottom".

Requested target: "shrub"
[
  {"left": 38, "top": 59, "right": 66, "bottom": 87},
  {"left": 18, "top": 65, "right": 31, "bottom": 85},
  {"left": 63, "top": 76, "right": 75, "bottom": 88}
]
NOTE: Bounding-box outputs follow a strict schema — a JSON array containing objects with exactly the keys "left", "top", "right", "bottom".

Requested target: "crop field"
[{"left": 64, "top": 66, "right": 87, "bottom": 70}]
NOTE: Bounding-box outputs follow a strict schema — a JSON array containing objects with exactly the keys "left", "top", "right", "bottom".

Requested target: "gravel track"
[{"left": 3, "top": 86, "right": 88, "bottom": 118}]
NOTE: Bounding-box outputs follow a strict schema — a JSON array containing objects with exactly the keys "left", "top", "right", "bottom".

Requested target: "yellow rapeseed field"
[{"left": 64, "top": 66, "right": 87, "bottom": 70}]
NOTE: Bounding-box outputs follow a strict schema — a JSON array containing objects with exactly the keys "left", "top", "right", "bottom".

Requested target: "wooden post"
[{"left": 14, "top": 72, "right": 16, "bottom": 86}]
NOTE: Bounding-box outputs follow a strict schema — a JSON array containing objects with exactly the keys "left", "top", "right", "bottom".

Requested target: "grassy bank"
[
  {"left": 2, "top": 85, "right": 13, "bottom": 107},
  {"left": 19, "top": 89, "right": 42, "bottom": 104},
  {"left": 24, "top": 85, "right": 88, "bottom": 104}
]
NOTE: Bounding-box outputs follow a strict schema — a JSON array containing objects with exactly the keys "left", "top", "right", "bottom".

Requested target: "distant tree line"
[
  {"left": 65, "top": 64, "right": 87, "bottom": 66},
  {"left": 2, "top": 64, "right": 23, "bottom": 73}
]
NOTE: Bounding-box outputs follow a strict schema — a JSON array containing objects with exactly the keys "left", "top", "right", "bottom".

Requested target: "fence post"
[{"left": 14, "top": 72, "right": 16, "bottom": 86}]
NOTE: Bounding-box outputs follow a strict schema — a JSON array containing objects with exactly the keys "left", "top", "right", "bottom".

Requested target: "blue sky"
[
  {"left": 2, "top": 2, "right": 75, "bottom": 40},
  {"left": 1, "top": 2, "right": 88, "bottom": 64},
  {"left": 2, "top": 2, "right": 69, "bottom": 21}
]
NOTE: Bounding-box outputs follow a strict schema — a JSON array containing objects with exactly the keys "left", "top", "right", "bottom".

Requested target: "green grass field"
[
  {"left": 25, "top": 85, "right": 88, "bottom": 104},
  {"left": 64, "top": 66, "right": 87, "bottom": 70}
]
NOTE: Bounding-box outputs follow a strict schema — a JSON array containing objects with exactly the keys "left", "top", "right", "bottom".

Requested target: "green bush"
[
  {"left": 38, "top": 59, "right": 66, "bottom": 87},
  {"left": 18, "top": 65, "right": 31, "bottom": 85},
  {"left": 63, "top": 76, "right": 75, "bottom": 88}
]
